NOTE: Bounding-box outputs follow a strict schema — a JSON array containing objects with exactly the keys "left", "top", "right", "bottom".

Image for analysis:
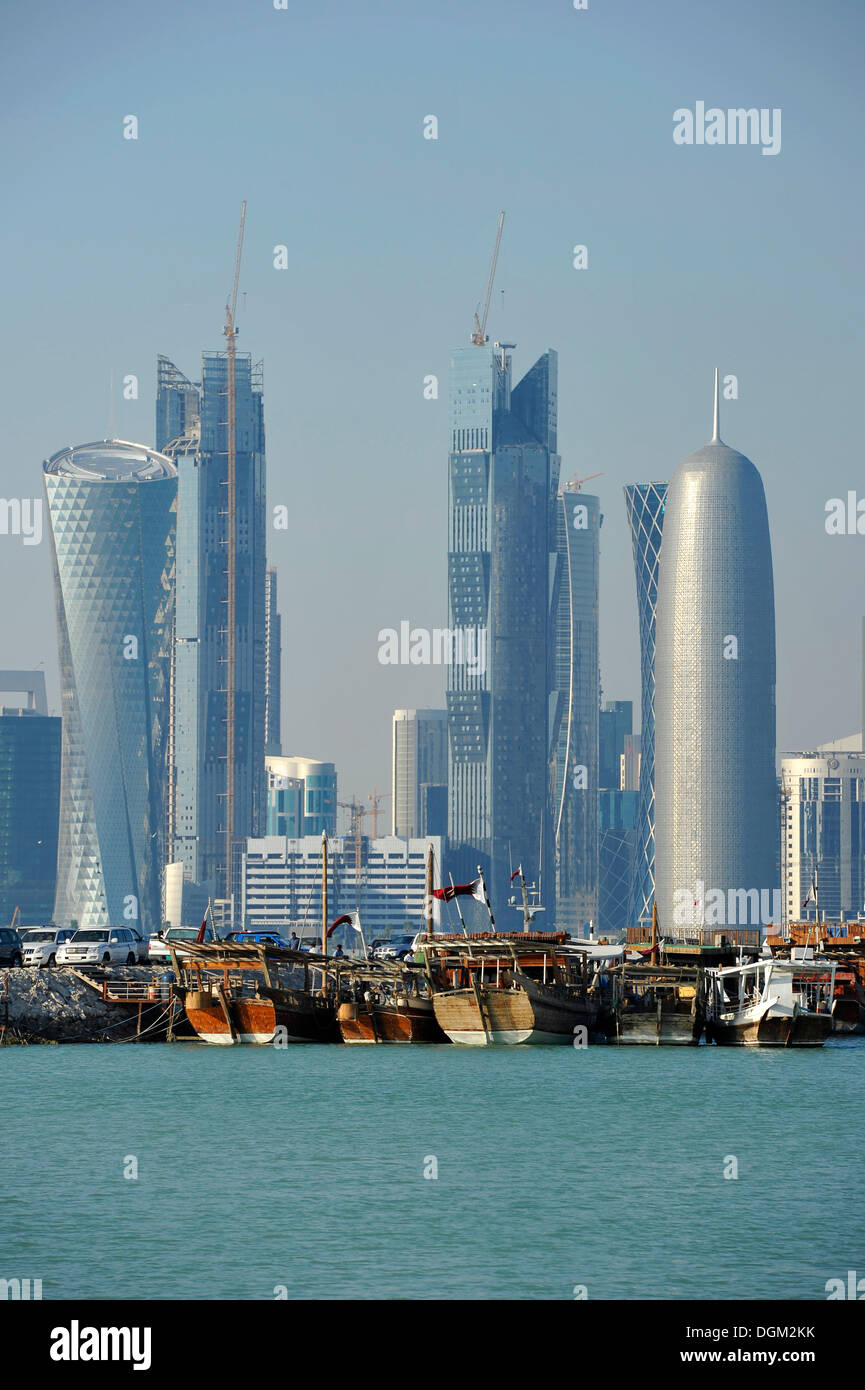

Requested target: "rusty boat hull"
[
  {"left": 184, "top": 985, "right": 339, "bottom": 1045},
  {"left": 337, "top": 997, "right": 448, "bottom": 1044}
]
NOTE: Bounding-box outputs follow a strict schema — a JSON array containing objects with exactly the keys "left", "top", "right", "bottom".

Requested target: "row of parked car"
[{"left": 0, "top": 923, "right": 423, "bottom": 968}]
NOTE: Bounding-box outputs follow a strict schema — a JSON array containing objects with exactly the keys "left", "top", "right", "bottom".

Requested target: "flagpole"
[
  {"left": 478, "top": 866, "right": 496, "bottom": 932},
  {"left": 449, "top": 873, "right": 468, "bottom": 937}
]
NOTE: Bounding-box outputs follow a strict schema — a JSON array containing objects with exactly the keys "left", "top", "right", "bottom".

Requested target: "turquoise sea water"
[{"left": 1, "top": 1038, "right": 863, "bottom": 1301}]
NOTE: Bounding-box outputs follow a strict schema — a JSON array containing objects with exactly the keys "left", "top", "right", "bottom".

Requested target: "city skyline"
[{"left": 1, "top": 0, "right": 863, "bottom": 806}]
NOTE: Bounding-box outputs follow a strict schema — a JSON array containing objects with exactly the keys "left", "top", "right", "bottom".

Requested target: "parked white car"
[
  {"left": 147, "top": 926, "right": 213, "bottom": 965},
  {"left": 21, "top": 928, "right": 75, "bottom": 967},
  {"left": 57, "top": 927, "right": 146, "bottom": 967}
]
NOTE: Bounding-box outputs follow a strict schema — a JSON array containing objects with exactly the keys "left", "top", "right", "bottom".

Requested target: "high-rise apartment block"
[
  {"left": 781, "top": 751, "right": 865, "bottom": 924},
  {"left": 392, "top": 709, "right": 448, "bottom": 839}
]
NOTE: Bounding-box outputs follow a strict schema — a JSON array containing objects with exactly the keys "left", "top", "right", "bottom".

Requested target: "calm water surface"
[{"left": 2, "top": 1039, "right": 863, "bottom": 1300}]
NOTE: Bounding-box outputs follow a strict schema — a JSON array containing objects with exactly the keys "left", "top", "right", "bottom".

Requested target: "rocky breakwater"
[{"left": 0, "top": 965, "right": 178, "bottom": 1043}]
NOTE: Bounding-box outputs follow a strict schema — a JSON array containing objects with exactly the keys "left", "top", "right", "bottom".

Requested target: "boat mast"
[
  {"left": 321, "top": 829, "right": 328, "bottom": 960},
  {"left": 519, "top": 866, "right": 531, "bottom": 932},
  {"left": 424, "top": 843, "right": 434, "bottom": 939}
]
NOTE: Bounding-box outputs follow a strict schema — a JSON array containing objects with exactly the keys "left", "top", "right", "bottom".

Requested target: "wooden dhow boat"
[
  {"left": 608, "top": 962, "right": 706, "bottom": 1044},
  {"left": 169, "top": 831, "right": 344, "bottom": 1045},
  {"left": 420, "top": 863, "right": 602, "bottom": 1046},
  {"left": 335, "top": 963, "right": 447, "bottom": 1043},
  {"left": 169, "top": 938, "right": 340, "bottom": 1045},
  {"left": 423, "top": 932, "right": 600, "bottom": 1045},
  {"left": 705, "top": 951, "right": 836, "bottom": 1047}
]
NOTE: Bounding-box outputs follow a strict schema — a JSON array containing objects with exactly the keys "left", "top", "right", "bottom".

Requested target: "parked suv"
[
  {"left": 224, "top": 930, "right": 292, "bottom": 948},
  {"left": 56, "top": 927, "right": 144, "bottom": 967},
  {"left": 148, "top": 925, "right": 214, "bottom": 965},
  {"left": 0, "top": 926, "right": 24, "bottom": 967},
  {"left": 21, "top": 928, "right": 75, "bottom": 967},
  {"left": 373, "top": 933, "right": 420, "bottom": 961}
]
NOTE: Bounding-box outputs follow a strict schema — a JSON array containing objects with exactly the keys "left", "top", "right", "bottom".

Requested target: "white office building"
[{"left": 242, "top": 834, "right": 442, "bottom": 939}]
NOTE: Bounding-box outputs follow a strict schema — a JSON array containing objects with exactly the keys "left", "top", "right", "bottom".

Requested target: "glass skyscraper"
[
  {"left": 551, "top": 487, "right": 600, "bottom": 933},
  {"left": 624, "top": 483, "right": 667, "bottom": 927},
  {"left": 654, "top": 382, "right": 776, "bottom": 929},
  {"left": 0, "top": 673, "right": 61, "bottom": 925},
  {"left": 158, "top": 353, "right": 267, "bottom": 904},
  {"left": 781, "top": 751, "right": 865, "bottom": 924},
  {"left": 447, "top": 343, "right": 560, "bottom": 912},
  {"left": 43, "top": 440, "right": 176, "bottom": 932},
  {"left": 264, "top": 566, "right": 281, "bottom": 756}
]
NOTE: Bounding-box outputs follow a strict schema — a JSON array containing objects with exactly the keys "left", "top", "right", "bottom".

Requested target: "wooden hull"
[
  {"left": 184, "top": 986, "right": 339, "bottom": 1045},
  {"left": 707, "top": 1009, "right": 831, "bottom": 1047},
  {"left": 432, "top": 981, "right": 598, "bottom": 1046},
  {"left": 831, "top": 998, "right": 865, "bottom": 1035},
  {"left": 337, "top": 998, "right": 448, "bottom": 1044},
  {"left": 615, "top": 1005, "right": 702, "bottom": 1045}
]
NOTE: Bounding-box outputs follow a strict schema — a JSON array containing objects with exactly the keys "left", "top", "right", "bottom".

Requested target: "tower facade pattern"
[
  {"left": 446, "top": 345, "right": 560, "bottom": 912},
  {"left": 44, "top": 441, "right": 176, "bottom": 932},
  {"left": 654, "top": 391, "right": 776, "bottom": 929},
  {"left": 158, "top": 353, "right": 267, "bottom": 900},
  {"left": 551, "top": 489, "right": 600, "bottom": 932},
  {"left": 624, "top": 483, "right": 667, "bottom": 926}
]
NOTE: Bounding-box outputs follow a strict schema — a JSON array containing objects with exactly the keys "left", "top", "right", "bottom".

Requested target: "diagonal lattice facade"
[
  {"left": 44, "top": 441, "right": 176, "bottom": 933},
  {"left": 624, "top": 482, "right": 667, "bottom": 927}
]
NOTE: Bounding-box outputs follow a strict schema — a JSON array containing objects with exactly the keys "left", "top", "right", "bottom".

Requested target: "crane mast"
[
  {"left": 223, "top": 200, "right": 246, "bottom": 904},
  {"left": 471, "top": 211, "right": 505, "bottom": 346}
]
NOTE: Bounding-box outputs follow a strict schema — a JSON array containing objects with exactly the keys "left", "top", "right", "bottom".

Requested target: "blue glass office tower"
[
  {"left": 624, "top": 483, "right": 667, "bottom": 927},
  {"left": 447, "top": 343, "right": 559, "bottom": 912},
  {"left": 157, "top": 353, "right": 267, "bottom": 902},
  {"left": 43, "top": 441, "right": 176, "bottom": 932},
  {"left": 654, "top": 381, "right": 776, "bottom": 927},
  {"left": 0, "top": 673, "right": 61, "bottom": 925},
  {"left": 551, "top": 487, "right": 600, "bottom": 932}
]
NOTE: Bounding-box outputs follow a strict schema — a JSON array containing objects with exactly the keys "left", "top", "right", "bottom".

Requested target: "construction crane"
[
  {"left": 562, "top": 470, "right": 603, "bottom": 494},
  {"left": 471, "top": 211, "right": 505, "bottom": 346},
  {"left": 223, "top": 200, "right": 246, "bottom": 901},
  {"left": 338, "top": 799, "right": 367, "bottom": 895},
  {"left": 367, "top": 787, "right": 391, "bottom": 838}
]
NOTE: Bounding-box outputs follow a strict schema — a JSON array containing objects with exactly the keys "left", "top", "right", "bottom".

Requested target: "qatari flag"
[
  {"left": 326, "top": 914, "right": 354, "bottom": 938},
  {"left": 433, "top": 877, "right": 485, "bottom": 904}
]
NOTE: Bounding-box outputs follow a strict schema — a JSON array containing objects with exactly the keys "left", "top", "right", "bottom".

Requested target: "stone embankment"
[{"left": 0, "top": 965, "right": 177, "bottom": 1043}]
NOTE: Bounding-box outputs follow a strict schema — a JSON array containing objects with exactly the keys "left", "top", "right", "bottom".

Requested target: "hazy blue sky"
[{"left": 1, "top": 0, "right": 863, "bottom": 814}]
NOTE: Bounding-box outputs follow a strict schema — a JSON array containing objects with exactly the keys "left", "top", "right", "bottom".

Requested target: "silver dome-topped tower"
[{"left": 654, "top": 372, "right": 776, "bottom": 931}]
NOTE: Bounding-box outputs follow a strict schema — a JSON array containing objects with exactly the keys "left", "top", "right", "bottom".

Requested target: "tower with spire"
[{"left": 653, "top": 371, "right": 777, "bottom": 932}]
